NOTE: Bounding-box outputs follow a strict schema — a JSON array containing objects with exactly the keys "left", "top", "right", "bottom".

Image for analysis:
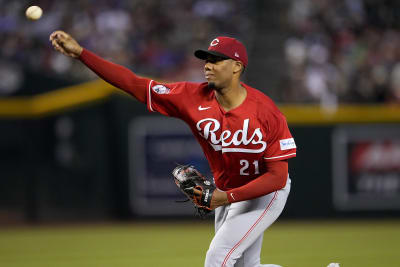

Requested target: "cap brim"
[{"left": 194, "top": 50, "right": 231, "bottom": 60}]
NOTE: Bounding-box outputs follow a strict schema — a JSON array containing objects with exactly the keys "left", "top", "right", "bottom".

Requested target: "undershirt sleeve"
[
  {"left": 79, "top": 48, "right": 149, "bottom": 103},
  {"left": 226, "top": 160, "right": 288, "bottom": 203}
]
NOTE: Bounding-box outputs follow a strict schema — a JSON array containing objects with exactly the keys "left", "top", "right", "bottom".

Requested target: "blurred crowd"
[
  {"left": 0, "top": 0, "right": 254, "bottom": 95},
  {"left": 283, "top": 0, "right": 400, "bottom": 104},
  {"left": 2, "top": 0, "right": 400, "bottom": 104}
]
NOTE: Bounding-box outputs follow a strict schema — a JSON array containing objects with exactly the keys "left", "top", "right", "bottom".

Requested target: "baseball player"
[{"left": 50, "top": 31, "right": 296, "bottom": 267}]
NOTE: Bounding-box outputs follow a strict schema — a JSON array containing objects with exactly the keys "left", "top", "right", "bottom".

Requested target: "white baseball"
[{"left": 25, "top": 6, "right": 43, "bottom": 20}]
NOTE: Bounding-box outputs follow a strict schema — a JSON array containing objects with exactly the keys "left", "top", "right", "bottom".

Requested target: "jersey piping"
[
  {"left": 147, "top": 80, "right": 154, "bottom": 112},
  {"left": 221, "top": 191, "right": 279, "bottom": 266},
  {"left": 264, "top": 153, "right": 297, "bottom": 160}
]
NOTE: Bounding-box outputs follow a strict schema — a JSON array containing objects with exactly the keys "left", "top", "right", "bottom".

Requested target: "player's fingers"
[
  {"left": 192, "top": 188, "right": 202, "bottom": 196},
  {"left": 51, "top": 39, "right": 62, "bottom": 51},
  {"left": 54, "top": 46, "right": 66, "bottom": 55},
  {"left": 49, "top": 30, "right": 64, "bottom": 41},
  {"left": 55, "top": 35, "right": 64, "bottom": 45},
  {"left": 57, "top": 32, "right": 70, "bottom": 42},
  {"left": 49, "top": 31, "right": 58, "bottom": 41},
  {"left": 51, "top": 42, "right": 60, "bottom": 52},
  {"left": 51, "top": 38, "right": 58, "bottom": 46},
  {"left": 52, "top": 42, "right": 68, "bottom": 56}
]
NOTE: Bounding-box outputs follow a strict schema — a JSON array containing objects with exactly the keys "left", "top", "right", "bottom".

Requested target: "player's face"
[{"left": 204, "top": 56, "right": 236, "bottom": 90}]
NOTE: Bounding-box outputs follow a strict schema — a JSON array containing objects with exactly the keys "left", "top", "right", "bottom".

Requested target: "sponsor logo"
[
  {"left": 279, "top": 138, "right": 296, "bottom": 150},
  {"left": 210, "top": 38, "right": 219, "bottom": 47},
  {"left": 230, "top": 193, "right": 235, "bottom": 200},
  {"left": 196, "top": 118, "right": 266, "bottom": 153},
  {"left": 234, "top": 52, "right": 239, "bottom": 57},
  {"left": 351, "top": 141, "right": 400, "bottom": 172},
  {"left": 152, "top": 84, "right": 170, "bottom": 94},
  {"left": 204, "top": 180, "right": 211, "bottom": 185},
  {"left": 198, "top": 105, "right": 211, "bottom": 111}
]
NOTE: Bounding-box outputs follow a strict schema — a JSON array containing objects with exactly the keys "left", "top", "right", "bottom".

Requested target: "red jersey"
[
  {"left": 146, "top": 80, "right": 296, "bottom": 191},
  {"left": 78, "top": 48, "right": 296, "bottom": 201}
]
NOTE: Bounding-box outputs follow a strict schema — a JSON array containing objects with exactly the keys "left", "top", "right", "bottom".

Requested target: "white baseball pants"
[{"left": 204, "top": 178, "right": 291, "bottom": 267}]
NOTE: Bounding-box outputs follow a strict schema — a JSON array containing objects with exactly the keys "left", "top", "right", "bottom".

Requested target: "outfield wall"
[{"left": 0, "top": 81, "right": 399, "bottom": 222}]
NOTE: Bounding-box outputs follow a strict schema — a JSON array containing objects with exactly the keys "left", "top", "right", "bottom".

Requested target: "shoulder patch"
[
  {"left": 279, "top": 138, "right": 296, "bottom": 150},
  {"left": 152, "top": 84, "right": 170, "bottom": 94}
]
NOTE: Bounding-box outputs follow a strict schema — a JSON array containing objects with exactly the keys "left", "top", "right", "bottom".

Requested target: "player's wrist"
[
  {"left": 77, "top": 46, "right": 85, "bottom": 59},
  {"left": 76, "top": 46, "right": 83, "bottom": 57},
  {"left": 211, "top": 190, "right": 229, "bottom": 209}
]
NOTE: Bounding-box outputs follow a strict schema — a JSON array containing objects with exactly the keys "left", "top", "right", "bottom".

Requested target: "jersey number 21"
[{"left": 239, "top": 159, "right": 260, "bottom": 176}]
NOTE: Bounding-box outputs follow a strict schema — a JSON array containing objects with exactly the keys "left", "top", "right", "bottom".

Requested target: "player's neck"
[{"left": 215, "top": 82, "right": 247, "bottom": 112}]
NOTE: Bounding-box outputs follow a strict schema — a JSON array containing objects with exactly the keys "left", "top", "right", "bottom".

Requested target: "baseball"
[{"left": 25, "top": 6, "right": 43, "bottom": 20}]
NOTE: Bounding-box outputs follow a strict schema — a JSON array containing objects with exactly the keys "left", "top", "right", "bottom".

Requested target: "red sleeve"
[
  {"left": 263, "top": 112, "right": 296, "bottom": 162},
  {"left": 146, "top": 80, "right": 187, "bottom": 117},
  {"left": 79, "top": 48, "right": 149, "bottom": 103},
  {"left": 226, "top": 160, "right": 288, "bottom": 203},
  {"left": 147, "top": 81, "right": 202, "bottom": 118}
]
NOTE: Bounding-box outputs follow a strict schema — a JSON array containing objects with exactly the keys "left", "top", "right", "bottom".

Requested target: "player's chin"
[
  {"left": 208, "top": 82, "right": 224, "bottom": 92},
  {"left": 207, "top": 82, "right": 216, "bottom": 89}
]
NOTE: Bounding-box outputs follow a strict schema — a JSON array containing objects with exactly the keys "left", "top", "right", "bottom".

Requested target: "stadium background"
[{"left": 0, "top": 0, "right": 399, "bottom": 266}]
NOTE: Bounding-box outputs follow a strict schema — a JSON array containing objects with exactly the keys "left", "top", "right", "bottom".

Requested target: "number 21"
[{"left": 239, "top": 160, "right": 260, "bottom": 175}]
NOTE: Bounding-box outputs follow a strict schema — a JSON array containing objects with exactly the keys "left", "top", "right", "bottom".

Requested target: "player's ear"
[{"left": 233, "top": 61, "right": 244, "bottom": 75}]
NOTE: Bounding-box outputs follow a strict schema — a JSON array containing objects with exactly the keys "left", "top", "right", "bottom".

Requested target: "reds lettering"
[{"left": 196, "top": 118, "right": 266, "bottom": 153}]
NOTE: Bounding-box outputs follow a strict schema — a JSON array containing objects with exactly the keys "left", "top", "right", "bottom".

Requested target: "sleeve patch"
[
  {"left": 279, "top": 138, "right": 296, "bottom": 150},
  {"left": 152, "top": 84, "right": 170, "bottom": 94}
]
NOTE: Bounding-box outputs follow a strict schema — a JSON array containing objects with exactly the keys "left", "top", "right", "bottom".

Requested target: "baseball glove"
[{"left": 172, "top": 165, "right": 216, "bottom": 217}]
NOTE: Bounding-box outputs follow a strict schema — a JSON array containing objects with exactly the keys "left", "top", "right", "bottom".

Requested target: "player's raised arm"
[{"left": 49, "top": 30, "right": 147, "bottom": 103}]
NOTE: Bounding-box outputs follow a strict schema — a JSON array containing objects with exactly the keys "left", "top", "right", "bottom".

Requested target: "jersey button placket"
[{"left": 220, "top": 115, "right": 230, "bottom": 169}]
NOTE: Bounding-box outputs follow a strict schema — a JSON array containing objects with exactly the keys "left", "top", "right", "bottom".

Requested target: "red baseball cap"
[{"left": 194, "top": 36, "right": 248, "bottom": 67}]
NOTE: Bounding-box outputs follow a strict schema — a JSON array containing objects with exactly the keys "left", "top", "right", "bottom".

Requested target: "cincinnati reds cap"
[{"left": 194, "top": 36, "right": 248, "bottom": 67}]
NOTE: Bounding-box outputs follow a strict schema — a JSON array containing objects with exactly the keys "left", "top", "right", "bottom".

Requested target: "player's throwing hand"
[{"left": 49, "top": 30, "right": 83, "bottom": 58}]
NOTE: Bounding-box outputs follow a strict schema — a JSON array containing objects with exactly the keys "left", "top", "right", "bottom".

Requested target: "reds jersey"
[{"left": 146, "top": 80, "right": 296, "bottom": 191}]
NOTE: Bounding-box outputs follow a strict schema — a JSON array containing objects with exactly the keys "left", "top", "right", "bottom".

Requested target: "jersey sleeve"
[
  {"left": 146, "top": 80, "right": 190, "bottom": 118},
  {"left": 263, "top": 112, "right": 297, "bottom": 162},
  {"left": 79, "top": 48, "right": 148, "bottom": 103}
]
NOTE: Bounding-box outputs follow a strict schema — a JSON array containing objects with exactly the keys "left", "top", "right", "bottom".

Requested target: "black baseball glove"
[{"left": 172, "top": 165, "right": 216, "bottom": 217}]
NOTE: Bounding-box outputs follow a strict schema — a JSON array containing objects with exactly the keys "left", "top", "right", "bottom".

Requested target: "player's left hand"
[
  {"left": 192, "top": 188, "right": 228, "bottom": 209},
  {"left": 173, "top": 165, "right": 222, "bottom": 217}
]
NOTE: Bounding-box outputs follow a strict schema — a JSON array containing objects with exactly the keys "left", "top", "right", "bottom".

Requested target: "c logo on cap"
[{"left": 210, "top": 38, "right": 219, "bottom": 47}]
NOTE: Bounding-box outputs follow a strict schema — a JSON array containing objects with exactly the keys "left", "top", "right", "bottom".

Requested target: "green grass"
[{"left": 0, "top": 220, "right": 399, "bottom": 267}]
